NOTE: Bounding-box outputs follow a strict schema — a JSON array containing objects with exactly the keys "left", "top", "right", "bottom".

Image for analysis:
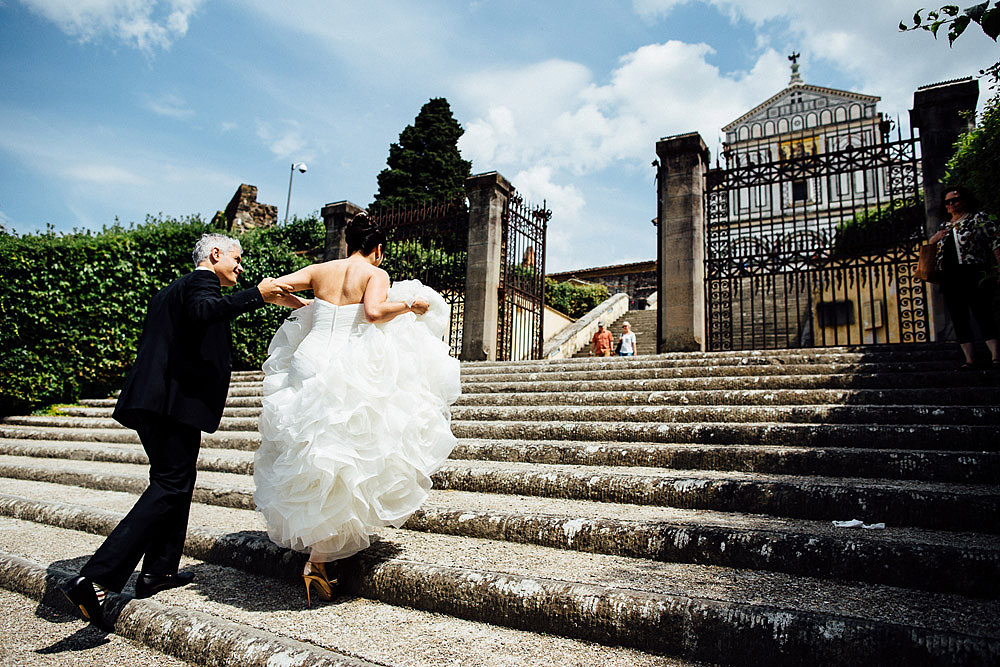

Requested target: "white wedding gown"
[{"left": 254, "top": 280, "right": 461, "bottom": 561}]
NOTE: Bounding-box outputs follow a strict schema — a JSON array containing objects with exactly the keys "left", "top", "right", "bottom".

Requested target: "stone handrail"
[{"left": 542, "top": 293, "right": 630, "bottom": 359}]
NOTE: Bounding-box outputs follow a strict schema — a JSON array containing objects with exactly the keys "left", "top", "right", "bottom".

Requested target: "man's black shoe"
[
  {"left": 60, "top": 576, "right": 113, "bottom": 632},
  {"left": 134, "top": 571, "right": 195, "bottom": 599}
]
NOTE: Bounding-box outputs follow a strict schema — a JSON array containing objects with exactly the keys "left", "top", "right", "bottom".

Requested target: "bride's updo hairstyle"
[{"left": 345, "top": 214, "right": 386, "bottom": 256}]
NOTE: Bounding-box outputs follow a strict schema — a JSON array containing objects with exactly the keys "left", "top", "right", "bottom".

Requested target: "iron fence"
[
  {"left": 704, "top": 121, "right": 928, "bottom": 350},
  {"left": 368, "top": 198, "right": 468, "bottom": 356},
  {"left": 497, "top": 193, "right": 549, "bottom": 361}
]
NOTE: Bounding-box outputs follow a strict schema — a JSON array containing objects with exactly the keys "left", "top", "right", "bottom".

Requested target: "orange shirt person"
[{"left": 590, "top": 323, "right": 615, "bottom": 357}]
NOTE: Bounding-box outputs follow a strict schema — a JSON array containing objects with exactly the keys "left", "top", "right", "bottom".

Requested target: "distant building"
[
  {"left": 547, "top": 260, "right": 656, "bottom": 311},
  {"left": 718, "top": 53, "right": 895, "bottom": 234}
]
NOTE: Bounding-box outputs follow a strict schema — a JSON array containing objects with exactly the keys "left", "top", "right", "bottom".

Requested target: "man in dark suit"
[{"left": 61, "top": 233, "right": 291, "bottom": 631}]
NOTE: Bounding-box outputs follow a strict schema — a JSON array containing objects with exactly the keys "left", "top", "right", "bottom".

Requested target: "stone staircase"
[
  {"left": 573, "top": 308, "right": 657, "bottom": 356},
  {"left": 1, "top": 344, "right": 999, "bottom": 666}
]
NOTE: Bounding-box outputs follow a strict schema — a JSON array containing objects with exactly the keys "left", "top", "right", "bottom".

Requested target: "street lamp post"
[{"left": 284, "top": 162, "right": 308, "bottom": 224}]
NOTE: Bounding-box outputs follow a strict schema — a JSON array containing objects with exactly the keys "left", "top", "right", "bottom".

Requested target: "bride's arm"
[
  {"left": 273, "top": 265, "right": 314, "bottom": 292},
  {"left": 362, "top": 270, "right": 427, "bottom": 323},
  {"left": 271, "top": 293, "right": 311, "bottom": 309}
]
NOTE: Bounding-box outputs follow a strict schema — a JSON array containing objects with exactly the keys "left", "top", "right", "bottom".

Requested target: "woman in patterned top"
[{"left": 928, "top": 186, "right": 1000, "bottom": 369}]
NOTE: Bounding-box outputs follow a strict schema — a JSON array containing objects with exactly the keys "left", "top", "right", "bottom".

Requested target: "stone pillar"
[
  {"left": 911, "top": 78, "right": 979, "bottom": 341},
  {"left": 462, "top": 171, "right": 512, "bottom": 361},
  {"left": 321, "top": 201, "right": 366, "bottom": 261},
  {"left": 655, "top": 132, "right": 710, "bottom": 352}
]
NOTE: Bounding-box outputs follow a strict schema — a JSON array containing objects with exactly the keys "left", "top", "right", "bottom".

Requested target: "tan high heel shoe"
[{"left": 302, "top": 561, "right": 335, "bottom": 607}]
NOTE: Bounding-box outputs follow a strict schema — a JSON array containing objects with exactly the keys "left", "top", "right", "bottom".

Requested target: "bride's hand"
[{"left": 410, "top": 299, "right": 429, "bottom": 315}]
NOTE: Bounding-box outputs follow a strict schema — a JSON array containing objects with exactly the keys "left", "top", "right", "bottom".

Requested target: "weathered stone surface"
[
  {"left": 1, "top": 343, "right": 998, "bottom": 665},
  {"left": 0, "top": 553, "right": 376, "bottom": 666}
]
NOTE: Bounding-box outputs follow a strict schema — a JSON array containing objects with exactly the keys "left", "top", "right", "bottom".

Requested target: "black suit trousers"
[{"left": 80, "top": 412, "right": 200, "bottom": 592}]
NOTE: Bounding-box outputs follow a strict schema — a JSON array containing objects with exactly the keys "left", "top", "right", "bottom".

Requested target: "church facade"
[
  {"left": 718, "top": 55, "right": 895, "bottom": 233},
  {"left": 703, "top": 55, "right": 925, "bottom": 350}
]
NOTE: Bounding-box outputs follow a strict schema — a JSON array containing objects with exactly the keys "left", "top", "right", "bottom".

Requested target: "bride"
[{"left": 253, "top": 215, "right": 461, "bottom": 606}]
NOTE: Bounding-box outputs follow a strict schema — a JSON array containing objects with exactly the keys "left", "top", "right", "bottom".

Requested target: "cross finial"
[{"left": 788, "top": 51, "right": 803, "bottom": 85}]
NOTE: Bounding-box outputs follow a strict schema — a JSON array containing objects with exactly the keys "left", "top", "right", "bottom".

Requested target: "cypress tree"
[{"left": 371, "top": 98, "right": 472, "bottom": 210}]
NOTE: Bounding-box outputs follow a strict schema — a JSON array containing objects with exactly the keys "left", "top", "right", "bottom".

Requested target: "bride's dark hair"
[{"left": 345, "top": 214, "right": 385, "bottom": 256}]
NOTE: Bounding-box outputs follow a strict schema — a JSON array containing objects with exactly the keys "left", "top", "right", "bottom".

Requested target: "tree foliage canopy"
[
  {"left": 371, "top": 98, "right": 472, "bottom": 210},
  {"left": 946, "top": 92, "right": 1000, "bottom": 218}
]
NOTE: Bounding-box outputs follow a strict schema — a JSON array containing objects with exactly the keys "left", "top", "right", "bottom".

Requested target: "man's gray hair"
[{"left": 192, "top": 233, "right": 241, "bottom": 266}]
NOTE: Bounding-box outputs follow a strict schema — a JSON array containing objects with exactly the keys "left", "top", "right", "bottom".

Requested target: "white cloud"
[
  {"left": 142, "top": 92, "right": 194, "bottom": 119},
  {"left": 17, "top": 0, "right": 202, "bottom": 51},
  {"left": 457, "top": 43, "right": 784, "bottom": 176},
  {"left": 632, "top": 0, "right": 997, "bottom": 115},
  {"left": 256, "top": 121, "right": 311, "bottom": 161},
  {"left": 63, "top": 163, "right": 147, "bottom": 185}
]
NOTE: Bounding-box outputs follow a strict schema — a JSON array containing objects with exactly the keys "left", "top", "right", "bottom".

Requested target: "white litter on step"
[{"left": 832, "top": 519, "right": 885, "bottom": 530}]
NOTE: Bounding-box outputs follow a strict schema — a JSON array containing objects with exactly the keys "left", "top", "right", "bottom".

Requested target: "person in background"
[
  {"left": 619, "top": 321, "right": 637, "bottom": 356},
  {"left": 590, "top": 322, "right": 614, "bottom": 357},
  {"left": 928, "top": 186, "right": 1000, "bottom": 369}
]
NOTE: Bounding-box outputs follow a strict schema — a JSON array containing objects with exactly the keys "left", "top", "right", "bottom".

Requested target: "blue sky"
[{"left": 1, "top": 1, "right": 996, "bottom": 271}]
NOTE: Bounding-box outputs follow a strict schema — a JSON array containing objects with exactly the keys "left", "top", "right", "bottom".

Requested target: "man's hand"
[
  {"left": 258, "top": 277, "right": 293, "bottom": 303},
  {"left": 929, "top": 229, "right": 948, "bottom": 244},
  {"left": 410, "top": 299, "right": 430, "bottom": 315}
]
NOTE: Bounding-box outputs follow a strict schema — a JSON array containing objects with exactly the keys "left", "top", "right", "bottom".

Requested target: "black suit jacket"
[{"left": 113, "top": 270, "right": 265, "bottom": 433}]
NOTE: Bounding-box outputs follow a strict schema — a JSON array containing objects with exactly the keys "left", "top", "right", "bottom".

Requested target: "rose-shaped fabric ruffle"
[{"left": 254, "top": 281, "right": 461, "bottom": 562}]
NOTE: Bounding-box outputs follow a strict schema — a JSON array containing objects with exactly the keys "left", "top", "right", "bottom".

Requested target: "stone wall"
[{"left": 211, "top": 184, "right": 277, "bottom": 232}]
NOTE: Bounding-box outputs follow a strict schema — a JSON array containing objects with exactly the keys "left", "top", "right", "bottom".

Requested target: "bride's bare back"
[
  {"left": 307, "top": 257, "right": 381, "bottom": 305},
  {"left": 276, "top": 252, "right": 427, "bottom": 323}
]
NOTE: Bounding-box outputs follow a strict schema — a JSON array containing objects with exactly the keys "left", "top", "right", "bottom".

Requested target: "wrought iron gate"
[
  {"left": 497, "top": 192, "right": 549, "bottom": 361},
  {"left": 369, "top": 198, "right": 468, "bottom": 356},
  {"left": 704, "top": 123, "right": 929, "bottom": 350}
]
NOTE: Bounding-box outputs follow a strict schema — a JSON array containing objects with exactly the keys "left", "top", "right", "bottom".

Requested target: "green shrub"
[
  {"left": 0, "top": 214, "right": 323, "bottom": 416},
  {"left": 946, "top": 91, "right": 1000, "bottom": 219},
  {"left": 831, "top": 197, "right": 925, "bottom": 258},
  {"left": 545, "top": 279, "right": 609, "bottom": 319}
]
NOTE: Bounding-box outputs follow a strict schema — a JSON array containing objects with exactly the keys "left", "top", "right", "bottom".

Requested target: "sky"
[{"left": 0, "top": 1, "right": 997, "bottom": 272}]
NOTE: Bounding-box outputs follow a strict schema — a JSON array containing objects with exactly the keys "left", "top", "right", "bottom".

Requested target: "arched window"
[
  {"left": 778, "top": 118, "right": 789, "bottom": 133},
  {"left": 835, "top": 107, "right": 847, "bottom": 122},
  {"left": 751, "top": 123, "right": 762, "bottom": 138},
  {"left": 849, "top": 104, "right": 862, "bottom": 120},
  {"left": 738, "top": 126, "right": 750, "bottom": 141},
  {"left": 820, "top": 109, "right": 833, "bottom": 126},
  {"left": 806, "top": 112, "right": 818, "bottom": 128},
  {"left": 764, "top": 120, "right": 775, "bottom": 136}
]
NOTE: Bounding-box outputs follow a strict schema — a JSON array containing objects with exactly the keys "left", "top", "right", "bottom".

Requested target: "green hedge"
[
  {"left": 946, "top": 90, "right": 1000, "bottom": 219},
  {"left": 0, "top": 215, "right": 324, "bottom": 416},
  {"left": 831, "top": 196, "right": 925, "bottom": 258},
  {"left": 545, "top": 278, "right": 609, "bottom": 319}
]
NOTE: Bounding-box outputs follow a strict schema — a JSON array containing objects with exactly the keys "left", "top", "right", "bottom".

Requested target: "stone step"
[
  {"left": 6, "top": 417, "right": 995, "bottom": 455},
  {"left": 1, "top": 454, "right": 995, "bottom": 533},
  {"left": 3, "top": 474, "right": 996, "bottom": 598},
  {"left": 455, "top": 373, "right": 1000, "bottom": 393},
  {"left": 224, "top": 369, "right": 1000, "bottom": 394},
  {"left": 0, "top": 517, "right": 679, "bottom": 667},
  {"left": 449, "top": 439, "right": 1000, "bottom": 484},
  {"left": 0, "top": 552, "right": 376, "bottom": 666},
  {"left": 451, "top": 420, "right": 999, "bottom": 450},
  {"left": 5, "top": 432, "right": 996, "bottom": 485},
  {"left": 449, "top": 404, "right": 1000, "bottom": 425},
  {"left": 0, "top": 424, "right": 260, "bottom": 450},
  {"left": 452, "top": 343, "right": 965, "bottom": 368},
  {"left": 78, "top": 386, "right": 1000, "bottom": 410},
  {"left": 0, "top": 585, "right": 195, "bottom": 667},
  {"left": 22, "top": 404, "right": 1000, "bottom": 431},
  {"left": 1, "top": 491, "right": 997, "bottom": 665},
  {"left": 457, "top": 362, "right": 982, "bottom": 383}
]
